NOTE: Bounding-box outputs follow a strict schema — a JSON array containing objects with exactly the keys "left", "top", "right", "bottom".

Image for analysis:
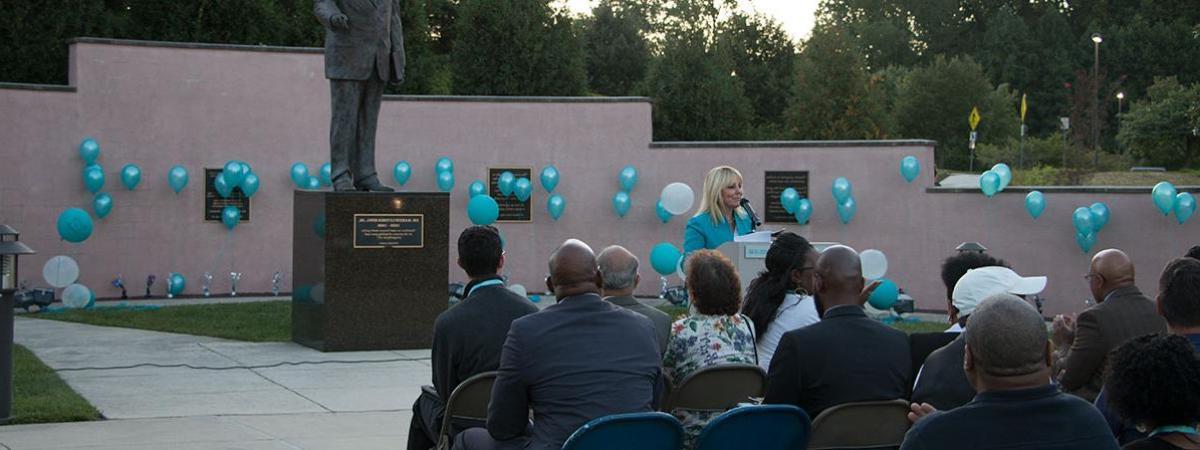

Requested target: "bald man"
[
  {"left": 763, "top": 245, "right": 911, "bottom": 418},
  {"left": 1052, "top": 248, "right": 1166, "bottom": 402},
  {"left": 456, "top": 240, "right": 662, "bottom": 450},
  {"left": 598, "top": 245, "right": 672, "bottom": 353}
]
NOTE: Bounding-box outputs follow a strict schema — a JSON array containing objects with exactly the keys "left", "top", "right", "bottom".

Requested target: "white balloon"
[
  {"left": 62, "top": 283, "right": 90, "bottom": 309},
  {"left": 860, "top": 249, "right": 889, "bottom": 280},
  {"left": 660, "top": 183, "right": 695, "bottom": 216},
  {"left": 509, "top": 284, "right": 527, "bottom": 297},
  {"left": 43, "top": 255, "right": 80, "bottom": 288}
]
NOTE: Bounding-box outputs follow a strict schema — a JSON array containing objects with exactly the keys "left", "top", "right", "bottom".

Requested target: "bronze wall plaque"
[
  {"left": 764, "top": 171, "right": 809, "bottom": 223},
  {"left": 487, "top": 167, "right": 533, "bottom": 222},
  {"left": 353, "top": 214, "right": 424, "bottom": 248},
  {"left": 204, "top": 168, "right": 251, "bottom": 222}
]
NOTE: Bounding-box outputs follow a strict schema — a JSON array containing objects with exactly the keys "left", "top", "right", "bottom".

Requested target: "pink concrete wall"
[{"left": 1, "top": 39, "right": 1196, "bottom": 316}]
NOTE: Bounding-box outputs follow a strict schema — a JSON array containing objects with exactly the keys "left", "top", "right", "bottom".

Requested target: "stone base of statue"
[{"left": 292, "top": 191, "right": 449, "bottom": 351}]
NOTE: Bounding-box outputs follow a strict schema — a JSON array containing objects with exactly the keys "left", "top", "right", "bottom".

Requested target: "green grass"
[
  {"left": 8, "top": 344, "right": 101, "bottom": 425},
  {"left": 30, "top": 301, "right": 291, "bottom": 342}
]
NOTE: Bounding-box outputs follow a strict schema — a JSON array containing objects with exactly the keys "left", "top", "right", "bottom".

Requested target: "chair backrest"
[
  {"left": 694, "top": 404, "right": 812, "bottom": 450},
  {"left": 437, "top": 371, "right": 498, "bottom": 444},
  {"left": 560, "top": 411, "right": 684, "bottom": 450},
  {"left": 807, "top": 399, "right": 911, "bottom": 450},
  {"left": 662, "top": 363, "right": 766, "bottom": 412}
]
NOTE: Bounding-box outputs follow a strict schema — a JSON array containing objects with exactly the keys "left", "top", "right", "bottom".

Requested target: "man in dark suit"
[
  {"left": 455, "top": 239, "right": 662, "bottom": 450},
  {"left": 408, "top": 226, "right": 538, "bottom": 450},
  {"left": 1052, "top": 248, "right": 1167, "bottom": 402},
  {"left": 598, "top": 245, "right": 672, "bottom": 353},
  {"left": 764, "top": 245, "right": 911, "bottom": 418},
  {"left": 314, "top": 0, "right": 404, "bottom": 192}
]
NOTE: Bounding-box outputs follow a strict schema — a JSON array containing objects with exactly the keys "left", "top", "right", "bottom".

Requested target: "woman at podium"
[{"left": 684, "top": 165, "right": 753, "bottom": 255}]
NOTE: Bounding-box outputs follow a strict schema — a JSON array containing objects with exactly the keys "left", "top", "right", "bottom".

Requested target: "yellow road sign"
[
  {"left": 1021, "top": 94, "right": 1028, "bottom": 122},
  {"left": 969, "top": 107, "right": 981, "bottom": 130}
]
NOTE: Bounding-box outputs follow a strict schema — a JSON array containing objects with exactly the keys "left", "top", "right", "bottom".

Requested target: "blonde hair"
[{"left": 694, "top": 166, "right": 745, "bottom": 225}]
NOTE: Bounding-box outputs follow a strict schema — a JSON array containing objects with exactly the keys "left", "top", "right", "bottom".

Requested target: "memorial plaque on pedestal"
[
  {"left": 764, "top": 171, "right": 809, "bottom": 223},
  {"left": 487, "top": 167, "right": 532, "bottom": 222},
  {"left": 292, "top": 191, "right": 449, "bottom": 351}
]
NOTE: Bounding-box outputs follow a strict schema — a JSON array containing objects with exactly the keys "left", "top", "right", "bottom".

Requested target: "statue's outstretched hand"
[{"left": 330, "top": 14, "right": 349, "bottom": 30}]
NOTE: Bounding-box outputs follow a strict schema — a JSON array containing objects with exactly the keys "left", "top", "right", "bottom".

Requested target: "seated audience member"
[
  {"left": 409, "top": 226, "right": 539, "bottom": 450},
  {"left": 1053, "top": 249, "right": 1167, "bottom": 402},
  {"left": 455, "top": 239, "right": 661, "bottom": 450},
  {"left": 1098, "top": 257, "right": 1200, "bottom": 444},
  {"left": 908, "top": 251, "right": 1011, "bottom": 378},
  {"left": 598, "top": 245, "right": 673, "bottom": 353},
  {"left": 1106, "top": 334, "right": 1200, "bottom": 450},
  {"left": 663, "top": 249, "right": 758, "bottom": 447},
  {"left": 901, "top": 294, "right": 1120, "bottom": 450},
  {"left": 741, "top": 232, "right": 820, "bottom": 370},
  {"left": 912, "top": 266, "right": 1046, "bottom": 410},
  {"left": 764, "top": 245, "right": 911, "bottom": 418}
]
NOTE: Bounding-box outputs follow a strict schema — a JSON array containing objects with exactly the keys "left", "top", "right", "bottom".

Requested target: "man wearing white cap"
[{"left": 911, "top": 266, "right": 1046, "bottom": 410}]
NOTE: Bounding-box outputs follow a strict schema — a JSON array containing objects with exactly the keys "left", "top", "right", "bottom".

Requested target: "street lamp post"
[
  {"left": 1092, "top": 33, "right": 1103, "bottom": 170},
  {"left": 0, "top": 225, "right": 36, "bottom": 424},
  {"left": 1116, "top": 92, "right": 1125, "bottom": 153}
]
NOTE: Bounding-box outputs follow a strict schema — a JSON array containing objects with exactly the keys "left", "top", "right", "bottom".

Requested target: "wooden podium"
[{"left": 292, "top": 191, "right": 449, "bottom": 351}]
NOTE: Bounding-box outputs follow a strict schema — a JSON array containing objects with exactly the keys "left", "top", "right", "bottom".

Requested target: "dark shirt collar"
[
  {"left": 1103, "top": 285, "right": 1142, "bottom": 302},
  {"left": 556, "top": 292, "right": 603, "bottom": 305},
  {"left": 822, "top": 304, "right": 866, "bottom": 319},
  {"left": 974, "top": 383, "right": 1059, "bottom": 403},
  {"left": 463, "top": 275, "right": 504, "bottom": 298},
  {"left": 604, "top": 295, "right": 639, "bottom": 307}
]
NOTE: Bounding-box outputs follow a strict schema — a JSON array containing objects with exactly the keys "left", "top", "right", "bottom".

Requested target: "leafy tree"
[
  {"left": 784, "top": 26, "right": 890, "bottom": 140},
  {"left": 450, "top": 0, "right": 586, "bottom": 95},
  {"left": 1117, "top": 77, "right": 1200, "bottom": 168},
  {"left": 396, "top": 0, "right": 451, "bottom": 94},
  {"left": 716, "top": 13, "right": 795, "bottom": 137},
  {"left": 814, "top": 0, "right": 920, "bottom": 69},
  {"left": 582, "top": 1, "right": 650, "bottom": 96},
  {"left": 0, "top": 0, "right": 118, "bottom": 84}
]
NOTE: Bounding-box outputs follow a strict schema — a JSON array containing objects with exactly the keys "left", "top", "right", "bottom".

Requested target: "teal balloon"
[
  {"left": 832, "top": 177, "right": 852, "bottom": 202},
  {"left": 222, "top": 161, "right": 246, "bottom": 187},
  {"left": 436, "top": 170, "right": 454, "bottom": 192},
  {"left": 120, "top": 164, "right": 142, "bottom": 190},
  {"left": 92, "top": 192, "right": 113, "bottom": 219},
  {"left": 221, "top": 206, "right": 240, "bottom": 230},
  {"left": 656, "top": 200, "right": 673, "bottom": 224},
  {"left": 612, "top": 192, "right": 631, "bottom": 217},
  {"left": 436, "top": 157, "right": 454, "bottom": 174},
  {"left": 619, "top": 166, "right": 638, "bottom": 192},
  {"left": 1073, "top": 207, "right": 1095, "bottom": 235},
  {"left": 900, "top": 156, "right": 920, "bottom": 183},
  {"left": 1089, "top": 202, "right": 1110, "bottom": 232},
  {"left": 836, "top": 196, "right": 856, "bottom": 224},
  {"left": 1024, "top": 191, "right": 1045, "bottom": 219},
  {"left": 393, "top": 161, "right": 412, "bottom": 186},
  {"left": 650, "top": 242, "right": 682, "bottom": 276},
  {"left": 290, "top": 162, "right": 309, "bottom": 187},
  {"left": 86, "top": 287, "right": 95, "bottom": 309},
  {"left": 1076, "top": 231, "right": 1097, "bottom": 253},
  {"left": 79, "top": 137, "right": 100, "bottom": 164},
  {"left": 214, "top": 172, "right": 234, "bottom": 198},
  {"left": 320, "top": 163, "right": 332, "bottom": 186},
  {"left": 1152, "top": 182, "right": 1177, "bottom": 216},
  {"left": 168, "top": 273, "right": 186, "bottom": 296},
  {"left": 867, "top": 278, "right": 899, "bottom": 310},
  {"left": 540, "top": 166, "right": 560, "bottom": 193},
  {"left": 83, "top": 163, "right": 101, "bottom": 175},
  {"left": 468, "top": 180, "right": 487, "bottom": 198},
  {"left": 547, "top": 194, "right": 566, "bottom": 220},
  {"left": 794, "top": 198, "right": 813, "bottom": 225},
  {"left": 56, "top": 208, "right": 93, "bottom": 243},
  {"left": 305, "top": 175, "right": 321, "bottom": 190},
  {"left": 168, "top": 165, "right": 189, "bottom": 193},
  {"left": 991, "top": 163, "right": 1012, "bottom": 191},
  {"left": 498, "top": 171, "right": 516, "bottom": 197},
  {"left": 239, "top": 173, "right": 260, "bottom": 198},
  {"left": 83, "top": 166, "right": 105, "bottom": 193},
  {"left": 1175, "top": 193, "right": 1196, "bottom": 224},
  {"left": 467, "top": 195, "right": 500, "bottom": 225},
  {"left": 780, "top": 187, "right": 800, "bottom": 214},
  {"left": 514, "top": 178, "right": 532, "bottom": 202},
  {"left": 979, "top": 171, "right": 1001, "bottom": 197}
]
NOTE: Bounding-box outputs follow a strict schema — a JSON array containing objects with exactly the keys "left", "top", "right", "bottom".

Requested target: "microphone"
[{"left": 740, "top": 198, "right": 761, "bottom": 232}]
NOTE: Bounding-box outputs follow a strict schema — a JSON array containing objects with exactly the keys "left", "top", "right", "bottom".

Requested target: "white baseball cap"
[{"left": 952, "top": 266, "right": 1047, "bottom": 317}]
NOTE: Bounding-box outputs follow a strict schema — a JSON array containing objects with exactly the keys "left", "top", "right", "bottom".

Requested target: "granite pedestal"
[{"left": 292, "top": 191, "right": 449, "bottom": 351}]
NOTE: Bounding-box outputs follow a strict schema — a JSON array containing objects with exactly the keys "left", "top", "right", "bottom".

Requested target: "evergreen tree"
[
  {"left": 1117, "top": 77, "right": 1200, "bottom": 168},
  {"left": 450, "top": 0, "right": 586, "bottom": 95},
  {"left": 784, "top": 26, "right": 890, "bottom": 140},
  {"left": 717, "top": 13, "right": 796, "bottom": 137},
  {"left": 582, "top": 1, "right": 650, "bottom": 96}
]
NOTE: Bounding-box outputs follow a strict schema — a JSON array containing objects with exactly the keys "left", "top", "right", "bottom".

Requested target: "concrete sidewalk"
[{"left": 3, "top": 317, "right": 430, "bottom": 449}]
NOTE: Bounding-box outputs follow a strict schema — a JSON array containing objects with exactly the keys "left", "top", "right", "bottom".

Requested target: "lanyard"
[
  {"left": 1150, "top": 425, "right": 1200, "bottom": 437},
  {"left": 467, "top": 279, "right": 504, "bottom": 297}
]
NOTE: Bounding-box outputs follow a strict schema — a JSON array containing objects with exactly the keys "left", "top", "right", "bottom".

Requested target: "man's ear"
[
  {"left": 633, "top": 273, "right": 641, "bottom": 289},
  {"left": 545, "top": 276, "right": 554, "bottom": 293},
  {"left": 457, "top": 257, "right": 465, "bottom": 272},
  {"left": 963, "top": 345, "right": 975, "bottom": 372},
  {"left": 496, "top": 253, "right": 506, "bottom": 272},
  {"left": 1043, "top": 341, "right": 1052, "bottom": 367}
]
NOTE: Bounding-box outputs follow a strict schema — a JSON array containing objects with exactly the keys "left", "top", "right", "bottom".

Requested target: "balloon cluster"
[
  {"left": 214, "top": 160, "right": 256, "bottom": 230},
  {"left": 832, "top": 177, "right": 856, "bottom": 224},
  {"left": 979, "top": 163, "right": 1012, "bottom": 198},
  {"left": 1152, "top": 181, "right": 1195, "bottom": 225},
  {"left": 436, "top": 157, "right": 455, "bottom": 192},
  {"left": 1071, "top": 203, "right": 1110, "bottom": 253},
  {"left": 779, "top": 188, "right": 812, "bottom": 225},
  {"left": 611, "top": 166, "right": 638, "bottom": 218}
]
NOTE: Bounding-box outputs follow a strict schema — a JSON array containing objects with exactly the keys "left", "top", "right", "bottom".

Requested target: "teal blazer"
[{"left": 684, "top": 210, "right": 753, "bottom": 255}]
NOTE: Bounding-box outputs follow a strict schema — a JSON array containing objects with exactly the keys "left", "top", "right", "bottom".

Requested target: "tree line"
[{"left": 3, "top": 0, "right": 1197, "bottom": 169}]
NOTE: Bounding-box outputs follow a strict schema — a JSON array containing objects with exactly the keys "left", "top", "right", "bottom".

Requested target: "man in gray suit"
[
  {"left": 455, "top": 240, "right": 662, "bottom": 450},
  {"left": 314, "top": 0, "right": 404, "bottom": 192},
  {"left": 598, "top": 245, "right": 673, "bottom": 354},
  {"left": 1052, "top": 248, "right": 1167, "bottom": 402}
]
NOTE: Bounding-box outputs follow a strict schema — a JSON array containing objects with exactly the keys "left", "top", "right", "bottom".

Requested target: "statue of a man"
[{"left": 314, "top": 0, "right": 405, "bottom": 192}]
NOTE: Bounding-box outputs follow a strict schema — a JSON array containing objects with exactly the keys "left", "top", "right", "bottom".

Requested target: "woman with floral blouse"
[{"left": 663, "top": 249, "right": 758, "bottom": 448}]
